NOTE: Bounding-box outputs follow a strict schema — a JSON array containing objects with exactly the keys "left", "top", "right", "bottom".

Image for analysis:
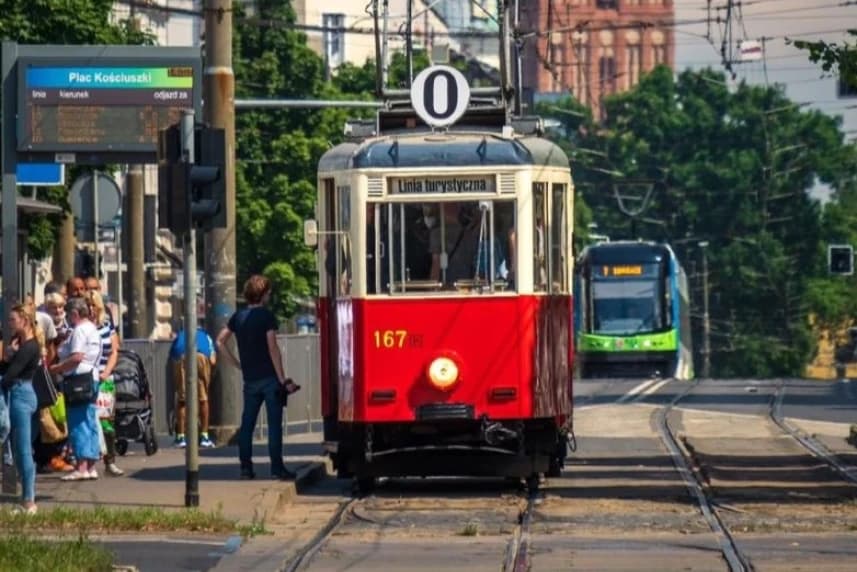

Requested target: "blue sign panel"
[{"left": 16, "top": 163, "right": 64, "bottom": 186}]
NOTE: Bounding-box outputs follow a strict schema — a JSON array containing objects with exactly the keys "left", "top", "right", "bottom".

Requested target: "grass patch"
[
  {"left": 459, "top": 521, "right": 480, "bottom": 536},
  {"left": 0, "top": 505, "right": 268, "bottom": 537},
  {"left": 0, "top": 535, "right": 113, "bottom": 572}
]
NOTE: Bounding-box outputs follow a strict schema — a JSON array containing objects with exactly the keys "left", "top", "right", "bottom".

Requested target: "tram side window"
[
  {"left": 372, "top": 200, "right": 515, "bottom": 293},
  {"left": 324, "top": 183, "right": 351, "bottom": 296},
  {"left": 551, "top": 183, "right": 568, "bottom": 293},
  {"left": 533, "top": 184, "right": 548, "bottom": 292}
]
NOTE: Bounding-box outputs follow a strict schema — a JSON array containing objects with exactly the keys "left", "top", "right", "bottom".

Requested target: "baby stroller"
[{"left": 113, "top": 349, "right": 159, "bottom": 456}]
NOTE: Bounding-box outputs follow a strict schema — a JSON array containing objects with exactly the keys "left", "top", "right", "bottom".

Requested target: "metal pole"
[
  {"left": 701, "top": 242, "right": 711, "bottom": 379},
  {"left": 52, "top": 213, "right": 75, "bottom": 284},
  {"left": 1, "top": 41, "right": 20, "bottom": 497},
  {"left": 406, "top": 0, "right": 413, "bottom": 87},
  {"left": 182, "top": 110, "right": 200, "bottom": 508},
  {"left": 116, "top": 224, "right": 124, "bottom": 340},
  {"left": 126, "top": 165, "right": 146, "bottom": 338},
  {"left": 204, "top": 0, "right": 241, "bottom": 445},
  {"left": 93, "top": 170, "right": 99, "bottom": 279}
]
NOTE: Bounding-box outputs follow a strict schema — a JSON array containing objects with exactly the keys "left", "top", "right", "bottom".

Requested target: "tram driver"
[{"left": 429, "top": 202, "right": 479, "bottom": 288}]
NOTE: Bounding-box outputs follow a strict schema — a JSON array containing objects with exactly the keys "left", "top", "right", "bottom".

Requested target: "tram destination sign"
[
  {"left": 17, "top": 60, "right": 199, "bottom": 153},
  {"left": 390, "top": 176, "right": 496, "bottom": 194}
]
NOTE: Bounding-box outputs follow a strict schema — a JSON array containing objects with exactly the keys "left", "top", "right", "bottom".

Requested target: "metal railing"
[{"left": 123, "top": 334, "right": 322, "bottom": 437}]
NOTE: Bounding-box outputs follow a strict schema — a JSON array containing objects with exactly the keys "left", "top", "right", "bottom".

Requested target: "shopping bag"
[
  {"left": 0, "top": 389, "right": 9, "bottom": 444},
  {"left": 96, "top": 417, "right": 107, "bottom": 456},
  {"left": 50, "top": 393, "right": 67, "bottom": 426},
  {"left": 39, "top": 407, "right": 67, "bottom": 444},
  {"left": 95, "top": 379, "right": 116, "bottom": 420}
]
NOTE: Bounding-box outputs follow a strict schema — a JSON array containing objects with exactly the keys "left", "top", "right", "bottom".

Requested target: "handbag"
[
  {"left": 39, "top": 407, "right": 67, "bottom": 444},
  {"left": 63, "top": 371, "right": 96, "bottom": 406},
  {"left": 33, "top": 362, "right": 58, "bottom": 409}
]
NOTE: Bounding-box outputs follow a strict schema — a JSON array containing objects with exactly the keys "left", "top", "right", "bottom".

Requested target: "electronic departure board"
[{"left": 17, "top": 63, "right": 199, "bottom": 153}]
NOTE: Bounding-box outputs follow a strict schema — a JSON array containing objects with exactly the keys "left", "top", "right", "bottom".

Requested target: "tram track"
[
  {"left": 502, "top": 492, "right": 537, "bottom": 572},
  {"left": 656, "top": 381, "right": 754, "bottom": 572},
  {"left": 769, "top": 381, "right": 857, "bottom": 487},
  {"left": 282, "top": 480, "right": 531, "bottom": 572}
]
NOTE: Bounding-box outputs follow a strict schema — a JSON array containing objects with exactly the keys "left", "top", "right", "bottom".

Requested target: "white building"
[{"left": 293, "top": 0, "right": 456, "bottom": 74}]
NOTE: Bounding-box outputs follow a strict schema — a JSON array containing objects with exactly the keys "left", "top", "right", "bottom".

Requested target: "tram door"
[{"left": 322, "top": 179, "right": 340, "bottom": 438}]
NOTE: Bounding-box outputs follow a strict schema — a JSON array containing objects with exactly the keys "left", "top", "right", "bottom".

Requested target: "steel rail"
[
  {"left": 503, "top": 493, "right": 536, "bottom": 572},
  {"left": 282, "top": 497, "right": 357, "bottom": 572},
  {"left": 657, "top": 381, "right": 753, "bottom": 572},
  {"left": 770, "top": 381, "right": 857, "bottom": 487}
]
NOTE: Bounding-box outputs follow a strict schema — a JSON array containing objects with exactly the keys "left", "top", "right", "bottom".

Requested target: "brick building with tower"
[{"left": 520, "top": 0, "right": 675, "bottom": 117}]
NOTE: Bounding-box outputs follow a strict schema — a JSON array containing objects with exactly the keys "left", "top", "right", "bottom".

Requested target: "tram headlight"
[{"left": 427, "top": 356, "right": 459, "bottom": 390}]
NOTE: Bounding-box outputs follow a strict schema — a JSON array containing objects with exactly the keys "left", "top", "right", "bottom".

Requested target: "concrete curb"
[
  {"left": 207, "top": 460, "right": 331, "bottom": 572},
  {"left": 247, "top": 460, "right": 329, "bottom": 524}
]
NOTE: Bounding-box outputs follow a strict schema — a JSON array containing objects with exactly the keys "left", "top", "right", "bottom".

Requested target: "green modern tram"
[{"left": 574, "top": 241, "right": 693, "bottom": 379}]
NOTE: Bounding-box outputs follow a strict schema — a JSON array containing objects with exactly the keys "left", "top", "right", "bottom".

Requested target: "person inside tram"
[
  {"left": 429, "top": 202, "right": 479, "bottom": 288},
  {"left": 404, "top": 205, "right": 432, "bottom": 281}
]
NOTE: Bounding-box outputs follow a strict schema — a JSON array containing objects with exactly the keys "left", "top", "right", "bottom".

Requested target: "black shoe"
[
  {"left": 240, "top": 469, "right": 255, "bottom": 480},
  {"left": 273, "top": 469, "right": 297, "bottom": 480}
]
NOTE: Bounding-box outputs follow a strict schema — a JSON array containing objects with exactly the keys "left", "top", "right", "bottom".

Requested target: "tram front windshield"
[
  {"left": 367, "top": 200, "right": 516, "bottom": 294},
  {"left": 589, "top": 265, "right": 666, "bottom": 335}
]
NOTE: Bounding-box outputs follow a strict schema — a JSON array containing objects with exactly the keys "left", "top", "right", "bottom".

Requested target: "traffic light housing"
[
  {"left": 828, "top": 244, "right": 854, "bottom": 275},
  {"left": 190, "top": 127, "right": 226, "bottom": 232},
  {"left": 157, "top": 124, "right": 227, "bottom": 235}
]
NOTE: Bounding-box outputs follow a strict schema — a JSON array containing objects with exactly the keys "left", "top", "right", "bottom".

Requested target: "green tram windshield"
[{"left": 588, "top": 263, "right": 667, "bottom": 336}]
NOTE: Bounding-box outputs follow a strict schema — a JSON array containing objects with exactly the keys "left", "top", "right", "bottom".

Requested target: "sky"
[{"left": 673, "top": 0, "right": 856, "bottom": 143}]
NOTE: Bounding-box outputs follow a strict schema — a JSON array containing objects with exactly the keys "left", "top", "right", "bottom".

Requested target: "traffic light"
[
  {"left": 828, "top": 244, "right": 854, "bottom": 275},
  {"left": 158, "top": 124, "right": 188, "bottom": 233},
  {"left": 190, "top": 127, "right": 226, "bottom": 232},
  {"left": 157, "top": 124, "right": 227, "bottom": 235}
]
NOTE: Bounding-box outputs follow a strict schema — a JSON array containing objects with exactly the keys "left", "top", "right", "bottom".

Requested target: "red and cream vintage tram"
[{"left": 306, "top": 66, "right": 574, "bottom": 490}]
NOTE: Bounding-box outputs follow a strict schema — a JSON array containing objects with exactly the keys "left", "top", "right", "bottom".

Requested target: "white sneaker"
[
  {"left": 106, "top": 463, "right": 124, "bottom": 477},
  {"left": 11, "top": 504, "right": 37, "bottom": 515},
  {"left": 87, "top": 469, "right": 99, "bottom": 480}
]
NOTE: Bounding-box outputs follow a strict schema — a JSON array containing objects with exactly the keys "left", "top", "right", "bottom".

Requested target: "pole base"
[
  {"left": 208, "top": 424, "right": 240, "bottom": 446},
  {"left": 185, "top": 469, "right": 200, "bottom": 507}
]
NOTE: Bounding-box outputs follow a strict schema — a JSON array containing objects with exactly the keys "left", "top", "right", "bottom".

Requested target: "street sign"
[
  {"left": 16, "top": 163, "right": 64, "bottom": 186},
  {"left": 69, "top": 172, "right": 122, "bottom": 242},
  {"left": 410, "top": 65, "right": 470, "bottom": 128}
]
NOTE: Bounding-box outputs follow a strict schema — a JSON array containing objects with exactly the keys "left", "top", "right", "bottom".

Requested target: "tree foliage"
[
  {"left": 232, "top": 1, "right": 370, "bottom": 318},
  {"left": 791, "top": 30, "right": 857, "bottom": 91},
  {"left": 0, "top": 0, "right": 153, "bottom": 259},
  {"left": 541, "top": 66, "right": 857, "bottom": 377}
]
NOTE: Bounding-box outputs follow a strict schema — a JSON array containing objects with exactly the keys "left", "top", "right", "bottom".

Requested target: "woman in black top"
[{"left": 0, "top": 303, "right": 43, "bottom": 514}]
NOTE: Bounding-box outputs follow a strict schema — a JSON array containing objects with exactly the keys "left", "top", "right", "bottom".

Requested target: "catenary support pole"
[
  {"left": 204, "top": 0, "right": 241, "bottom": 445},
  {"left": 182, "top": 110, "right": 200, "bottom": 508},
  {"left": 701, "top": 242, "right": 711, "bottom": 379},
  {"left": 126, "top": 165, "right": 146, "bottom": 338}
]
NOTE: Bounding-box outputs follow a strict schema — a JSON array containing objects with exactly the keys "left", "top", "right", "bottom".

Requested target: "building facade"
[
  {"left": 292, "top": 0, "right": 452, "bottom": 75},
  {"left": 520, "top": 0, "right": 675, "bottom": 116}
]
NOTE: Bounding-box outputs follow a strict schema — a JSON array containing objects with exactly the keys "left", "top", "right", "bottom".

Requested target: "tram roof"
[
  {"left": 582, "top": 241, "right": 673, "bottom": 264},
  {"left": 318, "top": 133, "right": 570, "bottom": 173}
]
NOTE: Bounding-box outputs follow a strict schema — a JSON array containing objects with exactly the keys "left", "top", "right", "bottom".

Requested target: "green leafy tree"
[
  {"left": 233, "top": 1, "right": 372, "bottom": 319},
  {"left": 0, "top": 0, "right": 153, "bottom": 259},
  {"left": 791, "top": 30, "right": 857, "bottom": 92},
  {"left": 542, "top": 66, "right": 855, "bottom": 377}
]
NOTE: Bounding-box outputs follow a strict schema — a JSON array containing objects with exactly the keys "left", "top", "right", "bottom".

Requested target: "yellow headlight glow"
[{"left": 428, "top": 357, "right": 459, "bottom": 390}]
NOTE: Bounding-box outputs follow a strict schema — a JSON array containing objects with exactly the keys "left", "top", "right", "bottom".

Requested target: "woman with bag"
[
  {"left": 87, "top": 291, "right": 123, "bottom": 476},
  {"left": 49, "top": 297, "right": 102, "bottom": 481},
  {"left": 0, "top": 303, "right": 45, "bottom": 514}
]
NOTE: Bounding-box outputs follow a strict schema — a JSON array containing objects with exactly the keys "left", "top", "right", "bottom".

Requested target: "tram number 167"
[{"left": 373, "top": 329, "right": 424, "bottom": 349}]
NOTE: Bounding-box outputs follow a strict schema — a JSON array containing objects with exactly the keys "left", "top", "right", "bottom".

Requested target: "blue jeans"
[
  {"left": 238, "top": 376, "right": 285, "bottom": 475},
  {"left": 8, "top": 382, "right": 37, "bottom": 502}
]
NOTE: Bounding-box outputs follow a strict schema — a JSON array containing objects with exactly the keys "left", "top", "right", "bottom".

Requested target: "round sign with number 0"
[{"left": 410, "top": 65, "right": 471, "bottom": 128}]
